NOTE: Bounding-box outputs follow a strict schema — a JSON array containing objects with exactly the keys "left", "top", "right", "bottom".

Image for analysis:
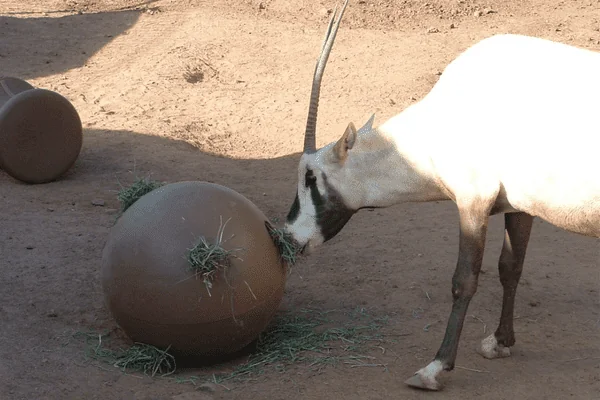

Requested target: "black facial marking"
[
  {"left": 286, "top": 167, "right": 357, "bottom": 244},
  {"left": 306, "top": 169, "right": 324, "bottom": 211},
  {"left": 314, "top": 173, "right": 356, "bottom": 242},
  {"left": 286, "top": 191, "right": 300, "bottom": 223},
  {"left": 305, "top": 169, "right": 317, "bottom": 187},
  {"left": 286, "top": 169, "right": 317, "bottom": 224}
]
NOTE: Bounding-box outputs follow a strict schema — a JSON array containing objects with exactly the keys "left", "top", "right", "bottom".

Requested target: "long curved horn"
[{"left": 303, "top": 0, "right": 349, "bottom": 154}]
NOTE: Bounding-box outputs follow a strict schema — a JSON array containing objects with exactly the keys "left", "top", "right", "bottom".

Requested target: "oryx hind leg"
[
  {"left": 478, "top": 211, "right": 534, "bottom": 359},
  {"left": 405, "top": 186, "right": 499, "bottom": 391}
]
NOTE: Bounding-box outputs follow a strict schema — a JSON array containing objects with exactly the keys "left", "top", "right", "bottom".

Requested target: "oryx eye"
[{"left": 304, "top": 169, "right": 317, "bottom": 187}]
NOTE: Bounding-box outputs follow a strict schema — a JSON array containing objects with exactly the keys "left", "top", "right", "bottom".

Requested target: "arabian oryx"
[{"left": 282, "top": 0, "right": 600, "bottom": 391}]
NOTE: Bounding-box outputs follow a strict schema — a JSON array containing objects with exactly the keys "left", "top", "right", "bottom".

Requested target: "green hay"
[
  {"left": 77, "top": 307, "right": 388, "bottom": 385},
  {"left": 266, "top": 222, "right": 303, "bottom": 266},
  {"left": 212, "top": 307, "right": 388, "bottom": 382},
  {"left": 186, "top": 216, "right": 244, "bottom": 295},
  {"left": 76, "top": 333, "right": 176, "bottom": 377},
  {"left": 117, "top": 177, "right": 164, "bottom": 214}
]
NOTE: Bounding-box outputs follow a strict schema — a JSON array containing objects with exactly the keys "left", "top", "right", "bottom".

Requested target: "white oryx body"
[
  {"left": 382, "top": 33, "right": 600, "bottom": 233},
  {"left": 284, "top": 0, "right": 600, "bottom": 392}
]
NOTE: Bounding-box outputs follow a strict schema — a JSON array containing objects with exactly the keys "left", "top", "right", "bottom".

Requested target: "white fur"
[
  {"left": 286, "top": 32, "right": 600, "bottom": 390},
  {"left": 378, "top": 34, "right": 600, "bottom": 235},
  {"left": 478, "top": 333, "right": 511, "bottom": 359},
  {"left": 288, "top": 34, "right": 600, "bottom": 243},
  {"left": 288, "top": 156, "right": 324, "bottom": 252},
  {"left": 407, "top": 360, "right": 444, "bottom": 391}
]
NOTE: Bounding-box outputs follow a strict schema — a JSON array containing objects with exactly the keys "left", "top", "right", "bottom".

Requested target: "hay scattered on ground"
[
  {"left": 205, "top": 306, "right": 389, "bottom": 383},
  {"left": 76, "top": 333, "right": 176, "bottom": 377},
  {"left": 187, "top": 216, "right": 244, "bottom": 295},
  {"left": 117, "top": 177, "right": 164, "bottom": 214},
  {"left": 266, "top": 221, "right": 303, "bottom": 266},
  {"left": 77, "top": 307, "right": 389, "bottom": 385}
]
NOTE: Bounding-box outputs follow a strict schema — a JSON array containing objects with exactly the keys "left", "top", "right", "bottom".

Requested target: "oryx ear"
[
  {"left": 333, "top": 122, "right": 357, "bottom": 162},
  {"left": 359, "top": 113, "right": 375, "bottom": 133}
]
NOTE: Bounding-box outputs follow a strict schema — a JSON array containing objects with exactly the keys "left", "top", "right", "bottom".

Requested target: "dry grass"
[
  {"left": 265, "top": 221, "right": 303, "bottom": 267},
  {"left": 117, "top": 177, "right": 164, "bottom": 214},
  {"left": 199, "top": 306, "right": 389, "bottom": 383},
  {"left": 76, "top": 307, "right": 389, "bottom": 385},
  {"left": 187, "top": 216, "right": 244, "bottom": 295},
  {"left": 76, "top": 332, "right": 176, "bottom": 377}
]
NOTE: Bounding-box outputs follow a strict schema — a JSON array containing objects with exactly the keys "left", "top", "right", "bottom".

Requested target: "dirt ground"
[{"left": 1, "top": 0, "right": 599, "bottom": 399}]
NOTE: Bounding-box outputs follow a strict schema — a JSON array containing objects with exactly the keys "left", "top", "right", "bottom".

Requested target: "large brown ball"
[
  {"left": 101, "top": 181, "right": 287, "bottom": 360},
  {"left": 0, "top": 77, "right": 82, "bottom": 184}
]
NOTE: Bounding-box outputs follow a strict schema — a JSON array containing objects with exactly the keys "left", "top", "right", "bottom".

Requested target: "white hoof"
[
  {"left": 405, "top": 360, "right": 444, "bottom": 391},
  {"left": 477, "top": 334, "right": 511, "bottom": 359}
]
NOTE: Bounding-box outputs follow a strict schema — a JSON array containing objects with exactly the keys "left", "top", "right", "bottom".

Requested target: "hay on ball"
[
  {"left": 186, "top": 216, "right": 245, "bottom": 295},
  {"left": 265, "top": 222, "right": 303, "bottom": 267},
  {"left": 101, "top": 181, "right": 288, "bottom": 360}
]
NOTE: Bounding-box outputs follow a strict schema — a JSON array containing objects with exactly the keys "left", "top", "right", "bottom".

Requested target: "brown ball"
[
  {"left": 101, "top": 181, "right": 287, "bottom": 360},
  {"left": 0, "top": 77, "right": 82, "bottom": 184}
]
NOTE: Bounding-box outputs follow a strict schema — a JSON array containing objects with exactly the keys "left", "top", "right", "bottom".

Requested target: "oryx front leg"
[
  {"left": 406, "top": 196, "right": 494, "bottom": 391},
  {"left": 479, "top": 212, "right": 534, "bottom": 359}
]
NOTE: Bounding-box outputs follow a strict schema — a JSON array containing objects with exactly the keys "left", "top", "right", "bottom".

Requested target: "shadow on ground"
[
  {"left": 0, "top": 10, "right": 141, "bottom": 80},
  {"left": 1, "top": 127, "right": 598, "bottom": 399},
  {"left": 1, "top": 126, "right": 303, "bottom": 228},
  {"left": 0, "top": 127, "right": 310, "bottom": 398}
]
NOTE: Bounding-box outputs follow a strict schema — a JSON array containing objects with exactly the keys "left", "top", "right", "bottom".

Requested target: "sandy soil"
[{"left": 1, "top": 0, "right": 599, "bottom": 399}]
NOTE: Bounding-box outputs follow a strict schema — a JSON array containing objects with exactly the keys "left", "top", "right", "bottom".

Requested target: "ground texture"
[{"left": 1, "top": 0, "right": 599, "bottom": 399}]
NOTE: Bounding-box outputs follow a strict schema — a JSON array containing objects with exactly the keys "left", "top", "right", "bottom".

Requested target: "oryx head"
[{"left": 284, "top": 0, "right": 375, "bottom": 253}]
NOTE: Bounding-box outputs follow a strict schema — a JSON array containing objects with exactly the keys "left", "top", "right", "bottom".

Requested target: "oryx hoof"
[
  {"left": 404, "top": 362, "right": 444, "bottom": 391},
  {"left": 477, "top": 333, "right": 512, "bottom": 359}
]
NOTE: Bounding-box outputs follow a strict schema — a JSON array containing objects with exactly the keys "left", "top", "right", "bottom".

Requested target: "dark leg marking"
[
  {"left": 479, "top": 212, "right": 534, "bottom": 358},
  {"left": 433, "top": 204, "right": 490, "bottom": 371},
  {"left": 405, "top": 200, "right": 492, "bottom": 391},
  {"left": 497, "top": 212, "right": 534, "bottom": 345}
]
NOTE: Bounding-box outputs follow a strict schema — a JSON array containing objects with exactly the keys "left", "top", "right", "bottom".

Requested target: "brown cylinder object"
[
  {"left": 0, "top": 76, "right": 82, "bottom": 184},
  {"left": 101, "top": 181, "right": 288, "bottom": 360}
]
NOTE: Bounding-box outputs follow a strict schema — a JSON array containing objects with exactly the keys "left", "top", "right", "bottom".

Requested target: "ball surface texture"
[
  {"left": 101, "top": 181, "right": 287, "bottom": 359},
  {"left": 0, "top": 77, "right": 82, "bottom": 184}
]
